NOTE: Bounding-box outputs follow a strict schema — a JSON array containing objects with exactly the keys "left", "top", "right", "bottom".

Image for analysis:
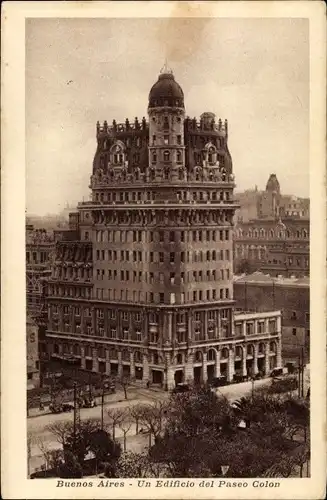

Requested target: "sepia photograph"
[{"left": 2, "top": 2, "right": 326, "bottom": 499}]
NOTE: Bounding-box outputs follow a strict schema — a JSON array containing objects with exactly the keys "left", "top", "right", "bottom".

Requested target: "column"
[
  {"left": 204, "top": 312, "right": 208, "bottom": 341},
  {"left": 187, "top": 311, "right": 193, "bottom": 343},
  {"left": 117, "top": 351, "right": 123, "bottom": 377},
  {"left": 167, "top": 311, "right": 173, "bottom": 344},
  {"left": 227, "top": 348, "right": 235, "bottom": 382},
  {"left": 185, "top": 351, "right": 193, "bottom": 383},
  {"left": 242, "top": 347, "right": 247, "bottom": 377},
  {"left": 142, "top": 353, "right": 149, "bottom": 385},
  {"left": 105, "top": 349, "right": 111, "bottom": 376},
  {"left": 91, "top": 307, "right": 96, "bottom": 335},
  {"left": 215, "top": 350, "right": 221, "bottom": 377},
  {"left": 253, "top": 344, "right": 259, "bottom": 375},
  {"left": 264, "top": 343, "right": 270, "bottom": 376},
  {"left": 166, "top": 366, "right": 175, "bottom": 391},
  {"left": 92, "top": 348, "right": 99, "bottom": 372},
  {"left": 80, "top": 346, "right": 86, "bottom": 370},
  {"left": 202, "top": 351, "right": 208, "bottom": 383},
  {"left": 130, "top": 351, "right": 135, "bottom": 379},
  {"left": 217, "top": 311, "right": 221, "bottom": 339},
  {"left": 276, "top": 339, "right": 282, "bottom": 368}
]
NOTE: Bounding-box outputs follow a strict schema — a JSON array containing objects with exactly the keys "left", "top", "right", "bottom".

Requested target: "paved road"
[{"left": 29, "top": 376, "right": 300, "bottom": 474}]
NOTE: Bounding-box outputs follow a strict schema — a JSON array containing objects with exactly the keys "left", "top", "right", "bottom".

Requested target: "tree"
[
  {"left": 137, "top": 400, "right": 170, "bottom": 444},
  {"left": 115, "top": 451, "right": 165, "bottom": 478},
  {"left": 45, "top": 421, "right": 73, "bottom": 447},
  {"left": 34, "top": 436, "right": 53, "bottom": 470},
  {"left": 148, "top": 388, "right": 307, "bottom": 478},
  {"left": 118, "top": 413, "right": 132, "bottom": 452},
  {"left": 106, "top": 408, "right": 126, "bottom": 440},
  {"left": 118, "top": 375, "right": 131, "bottom": 400},
  {"left": 130, "top": 404, "right": 143, "bottom": 434},
  {"left": 88, "top": 429, "right": 121, "bottom": 476}
]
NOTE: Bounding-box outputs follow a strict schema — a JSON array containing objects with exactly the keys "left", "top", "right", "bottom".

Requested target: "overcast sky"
[{"left": 26, "top": 17, "right": 309, "bottom": 215}]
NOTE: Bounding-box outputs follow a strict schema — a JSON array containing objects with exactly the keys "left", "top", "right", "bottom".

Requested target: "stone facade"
[
  {"left": 45, "top": 68, "right": 281, "bottom": 389},
  {"left": 27, "top": 315, "right": 40, "bottom": 389}
]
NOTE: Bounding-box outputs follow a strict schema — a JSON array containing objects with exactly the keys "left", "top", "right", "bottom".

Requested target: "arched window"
[
  {"left": 235, "top": 346, "right": 243, "bottom": 358},
  {"left": 195, "top": 351, "right": 202, "bottom": 363},
  {"left": 176, "top": 353, "right": 183, "bottom": 364},
  {"left": 207, "top": 349, "right": 216, "bottom": 361},
  {"left": 163, "top": 151, "right": 170, "bottom": 162}
]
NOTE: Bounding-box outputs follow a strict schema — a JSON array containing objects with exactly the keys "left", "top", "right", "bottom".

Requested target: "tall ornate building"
[{"left": 46, "top": 67, "right": 281, "bottom": 388}]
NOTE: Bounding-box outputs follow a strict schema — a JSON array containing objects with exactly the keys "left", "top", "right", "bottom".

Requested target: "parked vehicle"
[
  {"left": 49, "top": 403, "right": 73, "bottom": 414},
  {"left": 270, "top": 368, "right": 283, "bottom": 378},
  {"left": 210, "top": 376, "right": 229, "bottom": 388},
  {"left": 172, "top": 383, "right": 190, "bottom": 394}
]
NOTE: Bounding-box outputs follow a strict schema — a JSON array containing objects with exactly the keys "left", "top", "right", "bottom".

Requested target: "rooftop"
[{"left": 233, "top": 272, "right": 309, "bottom": 287}]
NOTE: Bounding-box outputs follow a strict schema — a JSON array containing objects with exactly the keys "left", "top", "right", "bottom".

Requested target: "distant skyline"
[{"left": 26, "top": 17, "right": 309, "bottom": 215}]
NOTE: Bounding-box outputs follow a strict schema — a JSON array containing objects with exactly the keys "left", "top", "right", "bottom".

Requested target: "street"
[{"left": 27, "top": 378, "right": 275, "bottom": 473}]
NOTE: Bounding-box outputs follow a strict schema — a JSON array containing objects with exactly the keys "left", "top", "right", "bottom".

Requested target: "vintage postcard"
[{"left": 1, "top": 1, "right": 326, "bottom": 499}]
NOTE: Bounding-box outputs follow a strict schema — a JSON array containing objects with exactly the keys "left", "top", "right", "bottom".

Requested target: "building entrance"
[
  {"left": 174, "top": 369, "right": 184, "bottom": 385},
  {"left": 152, "top": 369, "right": 163, "bottom": 385}
]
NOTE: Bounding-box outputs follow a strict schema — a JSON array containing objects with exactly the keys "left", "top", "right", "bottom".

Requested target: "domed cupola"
[
  {"left": 266, "top": 173, "right": 280, "bottom": 194},
  {"left": 148, "top": 64, "right": 184, "bottom": 109}
]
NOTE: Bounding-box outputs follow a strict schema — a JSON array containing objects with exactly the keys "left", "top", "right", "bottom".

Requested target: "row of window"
[
  {"left": 95, "top": 249, "right": 231, "bottom": 264},
  {"left": 234, "top": 319, "right": 277, "bottom": 336},
  {"left": 94, "top": 288, "right": 231, "bottom": 303},
  {"left": 53, "top": 268, "right": 92, "bottom": 280},
  {"left": 98, "top": 268, "right": 231, "bottom": 283},
  {"left": 151, "top": 134, "right": 183, "bottom": 146},
  {"left": 51, "top": 323, "right": 230, "bottom": 343},
  {"left": 236, "top": 228, "right": 309, "bottom": 240},
  {"left": 51, "top": 307, "right": 228, "bottom": 324},
  {"left": 26, "top": 251, "right": 50, "bottom": 264},
  {"left": 95, "top": 229, "right": 231, "bottom": 244},
  {"left": 94, "top": 190, "right": 232, "bottom": 204},
  {"left": 48, "top": 285, "right": 92, "bottom": 299}
]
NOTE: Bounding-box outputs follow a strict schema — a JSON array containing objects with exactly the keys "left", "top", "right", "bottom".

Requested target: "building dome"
[
  {"left": 266, "top": 173, "right": 280, "bottom": 193},
  {"left": 148, "top": 70, "right": 184, "bottom": 109}
]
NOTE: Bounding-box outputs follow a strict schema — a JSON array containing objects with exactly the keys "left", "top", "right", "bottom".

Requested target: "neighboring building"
[
  {"left": 26, "top": 224, "right": 55, "bottom": 383},
  {"left": 235, "top": 174, "right": 310, "bottom": 223},
  {"left": 233, "top": 174, "right": 310, "bottom": 277},
  {"left": 27, "top": 315, "right": 40, "bottom": 389},
  {"left": 45, "top": 66, "right": 282, "bottom": 389},
  {"left": 233, "top": 272, "right": 310, "bottom": 364},
  {"left": 234, "top": 216, "right": 310, "bottom": 277},
  {"left": 233, "top": 310, "right": 282, "bottom": 376}
]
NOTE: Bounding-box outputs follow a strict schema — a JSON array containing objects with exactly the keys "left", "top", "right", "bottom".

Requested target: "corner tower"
[{"left": 148, "top": 65, "right": 185, "bottom": 182}]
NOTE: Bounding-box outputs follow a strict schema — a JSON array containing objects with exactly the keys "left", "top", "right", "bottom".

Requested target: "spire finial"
[{"left": 160, "top": 58, "right": 173, "bottom": 75}]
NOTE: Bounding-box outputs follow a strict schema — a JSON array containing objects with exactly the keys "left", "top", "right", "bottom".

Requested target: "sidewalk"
[{"left": 27, "top": 386, "right": 163, "bottom": 419}]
